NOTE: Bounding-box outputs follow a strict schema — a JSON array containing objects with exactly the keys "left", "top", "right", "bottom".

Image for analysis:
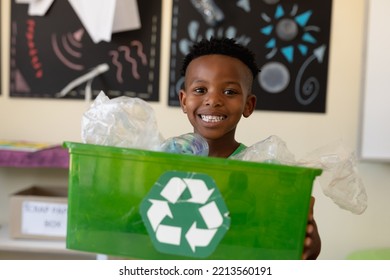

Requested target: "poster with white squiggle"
[
  {"left": 10, "top": 0, "right": 161, "bottom": 101},
  {"left": 169, "top": 0, "right": 332, "bottom": 113}
]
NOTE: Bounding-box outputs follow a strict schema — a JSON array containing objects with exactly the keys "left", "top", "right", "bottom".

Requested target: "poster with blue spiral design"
[{"left": 169, "top": 0, "right": 332, "bottom": 113}]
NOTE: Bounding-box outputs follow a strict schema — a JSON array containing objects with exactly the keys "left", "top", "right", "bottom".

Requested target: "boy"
[{"left": 179, "top": 37, "right": 321, "bottom": 259}]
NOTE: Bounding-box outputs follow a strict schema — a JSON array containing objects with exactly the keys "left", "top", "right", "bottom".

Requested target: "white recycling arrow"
[
  {"left": 199, "top": 201, "right": 223, "bottom": 229},
  {"left": 147, "top": 199, "right": 172, "bottom": 231},
  {"left": 160, "top": 177, "right": 186, "bottom": 204},
  {"left": 185, "top": 222, "right": 217, "bottom": 252},
  {"left": 156, "top": 224, "right": 182, "bottom": 245},
  {"left": 184, "top": 178, "right": 214, "bottom": 204}
]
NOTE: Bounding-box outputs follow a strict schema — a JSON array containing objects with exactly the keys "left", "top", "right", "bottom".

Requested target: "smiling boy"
[{"left": 179, "top": 37, "right": 321, "bottom": 259}]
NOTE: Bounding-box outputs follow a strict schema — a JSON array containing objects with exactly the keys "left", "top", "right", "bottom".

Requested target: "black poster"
[
  {"left": 169, "top": 0, "right": 332, "bottom": 113},
  {"left": 10, "top": 0, "right": 161, "bottom": 101},
  {"left": 0, "top": 5, "right": 2, "bottom": 96}
]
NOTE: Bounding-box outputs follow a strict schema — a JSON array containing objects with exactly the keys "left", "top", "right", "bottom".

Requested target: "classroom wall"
[{"left": 1, "top": 0, "right": 389, "bottom": 259}]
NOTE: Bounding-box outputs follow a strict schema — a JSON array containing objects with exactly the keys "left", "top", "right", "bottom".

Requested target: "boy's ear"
[
  {"left": 243, "top": 94, "right": 256, "bottom": 118},
  {"left": 179, "top": 90, "right": 187, "bottom": 113}
]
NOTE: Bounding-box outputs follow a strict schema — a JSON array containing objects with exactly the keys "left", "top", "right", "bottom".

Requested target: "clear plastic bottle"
[{"left": 160, "top": 133, "right": 209, "bottom": 156}]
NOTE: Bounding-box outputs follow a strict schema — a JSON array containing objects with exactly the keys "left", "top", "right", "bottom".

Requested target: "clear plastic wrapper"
[
  {"left": 232, "top": 135, "right": 296, "bottom": 165},
  {"left": 232, "top": 135, "right": 367, "bottom": 214},
  {"left": 81, "top": 91, "right": 163, "bottom": 151},
  {"left": 298, "top": 140, "right": 368, "bottom": 215}
]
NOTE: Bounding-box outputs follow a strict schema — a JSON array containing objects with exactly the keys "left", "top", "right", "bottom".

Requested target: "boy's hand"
[{"left": 302, "top": 196, "right": 321, "bottom": 260}]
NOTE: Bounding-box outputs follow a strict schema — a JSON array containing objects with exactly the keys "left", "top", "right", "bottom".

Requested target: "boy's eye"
[
  {"left": 194, "top": 87, "right": 207, "bottom": 94},
  {"left": 223, "top": 89, "right": 238, "bottom": 95}
]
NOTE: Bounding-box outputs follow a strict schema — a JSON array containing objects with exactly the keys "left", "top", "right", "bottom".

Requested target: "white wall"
[
  {"left": 1, "top": 0, "right": 389, "bottom": 259},
  {"left": 360, "top": 0, "right": 390, "bottom": 161}
]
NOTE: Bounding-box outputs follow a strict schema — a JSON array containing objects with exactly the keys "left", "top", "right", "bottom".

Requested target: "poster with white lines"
[
  {"left": 169, "top": 0, "right": 332, "bottom": 113},
  {"left": 10, "top": 0, "right": 161, "bottom": 101}
]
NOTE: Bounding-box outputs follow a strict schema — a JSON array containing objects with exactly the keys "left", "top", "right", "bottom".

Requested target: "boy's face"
[{"left": 179, "top": 54, "right": 256, "bottom": 141}]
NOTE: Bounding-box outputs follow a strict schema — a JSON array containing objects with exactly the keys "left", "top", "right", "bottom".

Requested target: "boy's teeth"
[{"left": 201, "top": 115, "right": 225, "bottom": 122}]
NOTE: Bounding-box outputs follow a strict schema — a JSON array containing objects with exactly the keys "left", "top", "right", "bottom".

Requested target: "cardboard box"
[
  {"left": 9, "top": 186, "right": 68, "bottom": 240},
  {"left": 64, "top": 142, "right": 322, "bottom": 260}
]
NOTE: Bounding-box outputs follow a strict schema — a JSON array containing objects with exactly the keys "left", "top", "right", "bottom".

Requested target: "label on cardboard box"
[{"left": 21, "top": 200, "right": 67, "bottom": 237}]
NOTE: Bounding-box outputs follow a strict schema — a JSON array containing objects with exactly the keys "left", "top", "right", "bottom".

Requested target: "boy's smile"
[{"left": 200, "top": 114, "right": 226, "bottom": 123}]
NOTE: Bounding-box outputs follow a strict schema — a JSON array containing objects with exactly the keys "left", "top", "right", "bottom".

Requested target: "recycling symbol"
[{"left": 140, "top": 171, "right": 230, "bottom": 258}]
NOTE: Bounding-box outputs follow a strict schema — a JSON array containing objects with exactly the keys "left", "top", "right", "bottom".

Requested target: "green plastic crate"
[{"left": 64, "top": 142, "right": 321, "bottom": 260}]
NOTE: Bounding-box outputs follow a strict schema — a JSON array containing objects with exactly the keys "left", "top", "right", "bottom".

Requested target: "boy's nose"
[{"left": 204, "top": 91, "right": 223, "bottom": 107}]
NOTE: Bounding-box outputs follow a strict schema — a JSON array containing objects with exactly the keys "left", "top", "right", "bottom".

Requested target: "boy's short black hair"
[{"left": 180, "top": 37, "right": 260, "bottom": 79}]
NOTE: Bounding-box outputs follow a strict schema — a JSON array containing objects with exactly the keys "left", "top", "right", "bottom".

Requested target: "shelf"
[
  {"left": 0, "top": 141, "right": 69, "bottom": 168},
  {"left": 0, "top": 141, "right": 89, "bottom": 259},
  {"left": 0, "top": 224, "right": 93, "bottom": 257}
]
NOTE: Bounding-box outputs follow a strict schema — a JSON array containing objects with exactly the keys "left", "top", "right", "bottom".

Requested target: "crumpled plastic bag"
[
  {"left": 298, "top": 140, "right": 368, "bottom": 215},
  {"left": 232, "top": 135, "right": 368, "bottom": 215},
  {"left": 81, "top": 91, "right": 163, "bottom": 150}
]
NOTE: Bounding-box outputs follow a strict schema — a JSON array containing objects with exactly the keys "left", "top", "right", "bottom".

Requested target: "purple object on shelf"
[{"left": 0, "top": 145, "right": 69, "bottom": 168}]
